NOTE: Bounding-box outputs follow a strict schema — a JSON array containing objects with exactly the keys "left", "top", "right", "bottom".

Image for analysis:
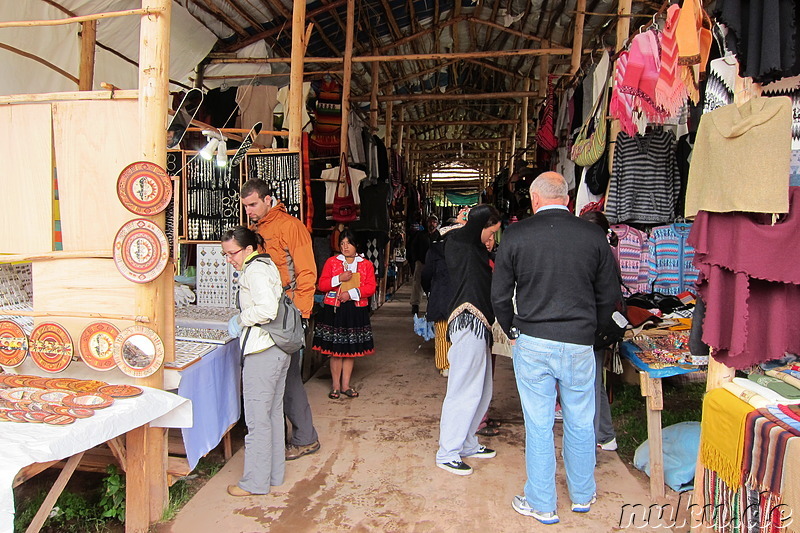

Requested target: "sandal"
[
  {"left": 476, "top": 426, "right": 500, "bottom": 437},
  {"left": 328, "top": 389, "right": 340, "bottom": 399},
  {"left": 486, "top": 418, "right": 502, "bottom": 428},
  {"left": 342, "top": 388, "right": 359, "bottom": 398}
]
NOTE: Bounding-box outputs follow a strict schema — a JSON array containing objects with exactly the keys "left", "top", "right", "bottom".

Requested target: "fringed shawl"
[
  {"left": 676, "top": 0, "right": 713, "bottom": 103},
  {"left": 656, "top": 4, "right": 688, "bottom": 117},
  {"left": 610, "top": 50, "right": 638, "bottom": 136},
  {"left": 699, "top": 388, "right": 756, "bottom": 490}
]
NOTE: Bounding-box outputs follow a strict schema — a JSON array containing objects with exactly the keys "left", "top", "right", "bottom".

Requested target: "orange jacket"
[
  {"left": 253, "top": 202, "right": 317, "bottom": 318},
  {"left": 318, "top": 254, "right": 377, "bottom": 308}
]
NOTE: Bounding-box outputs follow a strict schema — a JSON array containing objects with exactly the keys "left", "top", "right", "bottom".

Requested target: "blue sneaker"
[
  {"left": 571, "top": 493, "right": 597, "bottom": 513},
  {"left": 512, "top": 495, "right": 560, "bottom": 524}
]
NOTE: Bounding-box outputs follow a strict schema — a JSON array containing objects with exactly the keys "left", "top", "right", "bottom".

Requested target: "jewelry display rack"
[
  {"left": 246, "top": 153, "right": 302, "bottom": 219},
  {"left": 183, "top": 155, "right": 241, "bottom": 242}
]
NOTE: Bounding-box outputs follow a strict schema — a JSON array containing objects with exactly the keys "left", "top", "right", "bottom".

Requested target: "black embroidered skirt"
[{"left": 313, "top": 301, "right": 374, "bottom": 357}]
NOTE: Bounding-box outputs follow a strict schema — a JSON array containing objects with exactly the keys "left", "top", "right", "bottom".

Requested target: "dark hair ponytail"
[{"left": 221, "top": 226, "right": 264, "bottom": 250}]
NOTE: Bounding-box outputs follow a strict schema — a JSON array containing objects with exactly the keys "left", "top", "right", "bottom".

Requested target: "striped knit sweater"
[
  {"left": 605, "top": 130, "right": 681, "bottom": 224},
  {"left": 702, "top": 57, "right": 737, "bottom": 114},
  {"left": 647, "top": 223, "right": 699, "bottom": 295},
  {"left": 611, "top": 224, "right": 650, "bottom": 294}
]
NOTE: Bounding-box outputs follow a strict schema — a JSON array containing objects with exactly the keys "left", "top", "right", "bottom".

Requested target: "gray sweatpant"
[
  {"left": 284, "top": 347, "right": 319, "bottom": 446},
  {"left": 436, "top": 326, "right": 493, "bottom": 463},
  {"left": 594, "top": 348, "right": 616, "bottom": 445},
  {"left": 239, "top": 345, "right": 291, "bottom": 494}
]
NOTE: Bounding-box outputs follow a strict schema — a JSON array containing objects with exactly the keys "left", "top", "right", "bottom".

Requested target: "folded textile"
[
  {"left": 749, "top": 374, "right": 800, "bottom": 399},
  {"left": 722, "top": 382, "right": 772, "bottom": 409},
  {"left": 743, "top": 410, "right": 795, "bottom": 495},
  {"left": 700, "top": 388, "right": 756, "bottom": 489},
  {"left": 733, "top": 377, "right": 800, "bottom": 405},
  {"left": 767, "top": 368, "right": 800, "bottom": 391},
  {"left": 783, "top": 437, "right": 800, "bottom": 533},
  {"left": 763, "top": 405, "right": 800, "bottom": 436}
]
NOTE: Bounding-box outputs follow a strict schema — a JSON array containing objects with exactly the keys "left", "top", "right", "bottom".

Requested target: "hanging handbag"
[
  {"left": 571, "top": 69, "right": 611, "bottom": 167},
  {"left": 535, "top": 75, "right": 559, "bottom": 151},
  {"left": 331, "top": 153, "right": 358, "bottom": 223}
]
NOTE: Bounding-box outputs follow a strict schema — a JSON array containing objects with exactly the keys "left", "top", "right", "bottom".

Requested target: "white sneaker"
[
  {"left": 554, "top": 409, "right": 563, "bottom": 422},
  {"left": 571, "top": 494, "right": 597, "bottom": 513},
  {"left": 512, "top": 495, "right": 560, "bottom": 524},
  {"left": 598, "top": 438, "right": 617, "bottom": 451}
]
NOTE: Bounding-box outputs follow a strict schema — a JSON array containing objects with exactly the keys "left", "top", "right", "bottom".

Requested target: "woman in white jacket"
[{"left": 223, "top": 226, "right": 291, "bottom": 497}]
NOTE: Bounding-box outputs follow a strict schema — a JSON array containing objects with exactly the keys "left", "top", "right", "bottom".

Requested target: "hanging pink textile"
[
  {"left": 618, "top": 30, "right": 668, "bottom": 123},
  {"left": 610, "top": 51, "right": 638, "bottom": 136},
  {"left": 656, "top": 4, "right": 688, "bottom": 117}
]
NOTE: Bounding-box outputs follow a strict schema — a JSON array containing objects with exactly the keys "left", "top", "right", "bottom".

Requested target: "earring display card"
[
  {"left": 196, "top": 244, "right": 237, "bottom": 308},
  {"left": 185, "top": 157, "right": 241, "bottom": 241},
  {"left": 165, "top": 340, "right": 217, "bottom": 370},
  {"left": 247, "top": 153, "right": 302, "bottom": 220}
]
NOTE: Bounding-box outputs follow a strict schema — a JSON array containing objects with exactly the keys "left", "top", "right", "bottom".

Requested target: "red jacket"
[{"left": 318, "top": 254, "right": 377, "bottom": 308}]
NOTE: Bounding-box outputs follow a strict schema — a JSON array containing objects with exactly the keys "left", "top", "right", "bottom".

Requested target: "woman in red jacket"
[{"left": 313, "top": 228, "right": 377, "bottom": 399}]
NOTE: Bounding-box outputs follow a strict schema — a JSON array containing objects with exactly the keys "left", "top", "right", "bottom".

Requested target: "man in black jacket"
[{"left": 492, "top": 172, "right": 621, "bottom": 524}]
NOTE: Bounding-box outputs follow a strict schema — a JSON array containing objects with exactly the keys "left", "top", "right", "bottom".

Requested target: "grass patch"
[
  {"left": 14, "top": 487, "right": 115, "bottom": 533},
  {"left": 610, "top": 377, "right": 705, "bottom": 465}
]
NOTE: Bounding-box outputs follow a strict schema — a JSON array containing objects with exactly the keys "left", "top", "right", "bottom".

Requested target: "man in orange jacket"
[{"left": 241, "top": 178, "right": 320, "bottom": 460}]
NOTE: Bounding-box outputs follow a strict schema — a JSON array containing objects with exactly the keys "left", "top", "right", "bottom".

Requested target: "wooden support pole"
[
  {"left": 78, "top": 20, "right": 96, "bottom": 90},
  {"left": 130, "top": 1, "right": 170, "bottom": 530},
  {"left": 520, "top": 78, "right": 530, "bottom": 152},
  {"left": 0, "top": 7, "right": 165, "bottom": 28},
  {"left": 340, "top": 0, "right": 355, "bottom": 158},
  {"left": 539, "top": 41, "right": 550, "bottom": 98},
  {"left": 406, "top": 137, "right": 508, "bottom": 143},
  {"left": 24, "top": 452, "right": 85, "bottom": 533},
  {"left": 571, "top": 0, "right": 587, "bottom": 75},
  {"left": 640, "top": 372, "right": 665, "bottom": 500},
  {"left": 385, "top": 101, "right": 393, "bottom": 147},
  {"left": 0, "top": 90, "right": 137, "bottom": 105},
  {"left": 288, "top": 0, "right": 307, "bottom": 151},
  {"left": 353, "top": 91, "right": 542, "bottom": 103},
  {"left": 370, "top": 61, "right": 379, "bottom": 132}
]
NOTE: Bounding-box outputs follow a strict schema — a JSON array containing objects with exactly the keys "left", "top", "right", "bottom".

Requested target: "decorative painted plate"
[
  {"left": 113, "top": 219, "right": 169, "bottom": 283},
  {"left": 65, "top": 380, "right": 108, "bottom": 393},
  {"left": 117, "top": 161, "right": 172, "bottom": 215},
  {"left": 43, "top": 413, "right": 76, "bottom": 425},
  {"left": 29, "top": 322, "right": 74, "bottom": 373},
  {"left": 0, "top": 387, "right": 38, "bottom": 402},
  {"left": 25, "top": 377, "right": 53, "bottom": 390},
  {"left": 113, "top": 325, "right": 164, "bottom": 378},
  {"left": 31, "top": 389, "right": 75, "bottom": 404},
  {"left": 43, "top": 377, "right": 79, "bottom": 390},
  {"left": 98, "top": 384, "right": 143, "bottom": 398},
  {"left": 79, "top": 322, "right": 120, "bottom": 371},
  {"left": 51, "top": 405, "right": 94, "bottom": 419},
  {"left": 63, "top": 392, "right": 114, "bottom": 410},
  {"left": 0, "top": 320, "right": 28, "bottom": 367},
  {"left": 5, "top": 375, "right": 38, "bottom": 388}
]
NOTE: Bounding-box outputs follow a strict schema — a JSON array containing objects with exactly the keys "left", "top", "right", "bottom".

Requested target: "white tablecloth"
[{"left": 0, "top": 387, "right": 192, "bottom": 533}]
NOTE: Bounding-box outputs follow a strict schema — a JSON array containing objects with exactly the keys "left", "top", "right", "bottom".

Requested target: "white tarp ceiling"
[{"left": 0, "top": 1, "right": 218, "bottom": 95}]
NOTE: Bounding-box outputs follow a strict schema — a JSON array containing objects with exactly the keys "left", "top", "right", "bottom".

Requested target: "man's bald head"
[{"left": 530, "top": 172, "right": 569, "bottom": 212}]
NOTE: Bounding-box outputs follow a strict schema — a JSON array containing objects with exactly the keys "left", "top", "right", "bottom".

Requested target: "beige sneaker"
[{"left": 285, "top": 440, "right": 321, "bottom": 460}]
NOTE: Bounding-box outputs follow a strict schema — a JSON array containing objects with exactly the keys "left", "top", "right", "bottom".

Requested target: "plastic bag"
[{"left": 413, "top": 314, "right": 435, "bottom": 341}]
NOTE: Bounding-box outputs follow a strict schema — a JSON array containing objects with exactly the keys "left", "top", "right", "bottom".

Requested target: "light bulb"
[
  {"left": 199, "top": 138, "right": 219, "bottom": 160},
  {"left": 216, "top": 140, "right": 228, "bottom": 167}
]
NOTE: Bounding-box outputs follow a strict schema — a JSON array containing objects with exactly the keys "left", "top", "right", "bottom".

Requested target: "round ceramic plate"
[
  {"left": 63, "top": 392, "right": 114, "bottom": 410},
  {"left": 117, "top": 161, "right": 172, "bottom": 215},
  {"left": 0, "top": 387, "right": 38, "bottom": 402},
  {"left": 0, "top": 320, "right": 28, "bottom": 367},
  {"left": 79, "top": 322, "right": 119, "bottom": 371},
  {"left": 113, "top": 219, "right": 169, "bottom": 284},
  {"left": 113, "top": 325, "right": 164, "bottom": 378},
  {"left": 31, "top": 389, "right": 75, "bottom": 405},
  {"left": 43, "top": 413, "right": 76, "bottom": 425},
  {"left": 29, "top": 322, "right": 74, "bottom": 373},
  {"left": 98, "top": 384, "right": 143, "bottom": 398},
  {"left": 65, "top": 380, "right": 108, "bottom": 393}
]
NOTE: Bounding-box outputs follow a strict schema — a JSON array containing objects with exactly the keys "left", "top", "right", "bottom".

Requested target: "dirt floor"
[{"left": 158, "top": 285, "right": 691, "bottom": 533}]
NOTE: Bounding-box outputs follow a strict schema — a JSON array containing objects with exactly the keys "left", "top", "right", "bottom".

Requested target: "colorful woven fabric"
[
  {"left": 609, "top": 50, "right": 638, "bottom": 136},
  {"left": 699, "top": 388, "right": 756, "bottom": 490},
  {"left": 619, "top": 30, "right": 667, "bottom": 122},
  {"left": 310, "top": 80, "right": 342, "bottom": 156},
  {"left": 656, "top": 4, "right": 688, "bottom": 118},
  {"left": 742, "top": 410, "right": 795, "bottom": 495},
  {"left": 611, "top": 224, "right": 650, "bottom": 294},
  {"left": 647, "top": 223, "right": 699, "bottom": 296}
]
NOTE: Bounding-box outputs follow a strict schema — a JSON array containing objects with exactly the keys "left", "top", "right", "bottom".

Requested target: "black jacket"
[
  {"left": 492, "top": 207, "right": 622, "bottom": 346},
  {"left": 421, "top": 237, "right": 453, "bottom": 322}
]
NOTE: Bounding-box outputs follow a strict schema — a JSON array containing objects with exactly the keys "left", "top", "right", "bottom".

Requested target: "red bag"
[{"left": 331, "top": 153, "right": 358, "bottom": 223}]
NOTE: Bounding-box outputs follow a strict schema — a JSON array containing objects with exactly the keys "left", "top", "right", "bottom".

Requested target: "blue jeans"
[{"left": 513, "top": 334, "right": 596, "bottom": 513}]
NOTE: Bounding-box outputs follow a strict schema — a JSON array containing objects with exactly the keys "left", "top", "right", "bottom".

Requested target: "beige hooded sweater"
[{"left": 684, "top": 96, "right": 792, "bottom": 218}]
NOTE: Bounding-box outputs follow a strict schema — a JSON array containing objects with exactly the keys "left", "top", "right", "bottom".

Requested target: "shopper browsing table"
[{"left": 223, "top": 227, "right": 291, "bottom": 497}]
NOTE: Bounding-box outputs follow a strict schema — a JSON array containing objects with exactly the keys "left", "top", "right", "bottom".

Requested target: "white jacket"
[{"left": 237, "top": 254, "right": 283, "bottom": 355}]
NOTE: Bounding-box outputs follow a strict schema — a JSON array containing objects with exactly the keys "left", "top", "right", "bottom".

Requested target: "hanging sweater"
[
  {"left": 702, "top": 57, "right": 738, "bottom": 114},
  {"left": 647, "top": 223, "right": 699, "bottom": 296},
  {"left": 611, "top": 224, "right": 650, "bottom": 294},
  {"left": 605, "top": 129, "right": 681, "bottom": 224},
  {"left": 684, "top": 97, "right": 792, "bottom": 218}
]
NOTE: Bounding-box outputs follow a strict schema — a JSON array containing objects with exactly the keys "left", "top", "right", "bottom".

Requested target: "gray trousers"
[
  {"left": 436, "top": 327, "right": 493, "bottom": 463},
  {"left": 240, "top": 345, "right": 291, "bottom": 494},
  {"left": 410, "top": 260, "right": 424, "bottom": 307},
  {"left": 284, "top": 347, "right": 319, "bottom": 446},
  {"left": 594, "top": 348, "right": 616, "bottom": 445}
]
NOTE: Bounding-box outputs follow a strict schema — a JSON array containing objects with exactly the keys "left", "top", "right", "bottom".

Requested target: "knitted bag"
[{"left": 571, "top": 70, "right": 610, "bottom": 167}]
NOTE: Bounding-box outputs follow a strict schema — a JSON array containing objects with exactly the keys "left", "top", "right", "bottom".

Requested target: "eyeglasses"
[{"left": 221, "top": 248, "right": 243, "bottom": 258}]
